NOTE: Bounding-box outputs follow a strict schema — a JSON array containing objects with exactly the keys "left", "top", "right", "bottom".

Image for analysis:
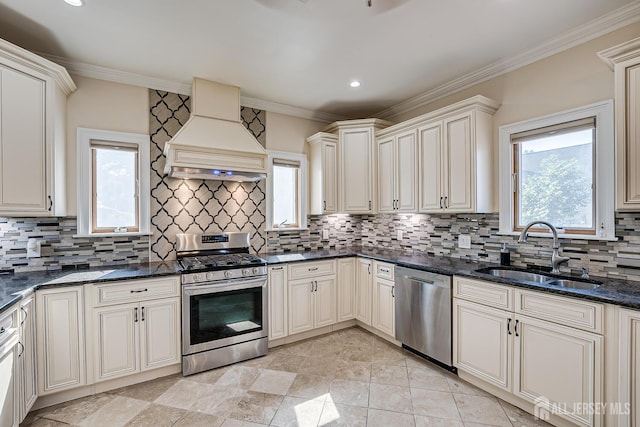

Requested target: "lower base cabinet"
[
  {"left": 619, "top": 308, "right": 640, "bottom": 427},
  {"left": 337, "top": 258, "right": 356, "bottom": 322},
  {"left": 19, "top": 294, "right": 37, "bottom": 421},
  {"left": 0, "top": 307, "right": 19, "bottom": 427},
  {"left": 268, "top": 266, "right": 288, "bottom": 340},
  {"left": 355, "top": 258, "right": 372, "bottom": 325},
  {"left": 372, "top": 277, "right": 395, "bottom": 337}
]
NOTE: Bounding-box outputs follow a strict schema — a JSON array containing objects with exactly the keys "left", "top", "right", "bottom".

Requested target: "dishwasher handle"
[{"left": 407, "top": 277, "right": 450, "bottom": 290}]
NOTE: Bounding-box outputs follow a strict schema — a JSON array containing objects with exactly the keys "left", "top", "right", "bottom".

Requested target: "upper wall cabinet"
[
  {"left": 598, "top": 37, "right": 640, "bottom": 211},
  {"left": 0, "top": 38, "right": 76, "bottom": 217},
  {"left": 376, "top": 129, "right": 418, "bottom": 213},
  {"left": 307, "top": 132, "right": 338, "bottom": 215}
]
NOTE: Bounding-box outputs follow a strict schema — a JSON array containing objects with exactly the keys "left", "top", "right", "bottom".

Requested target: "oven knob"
[
  {"left": 206, "top": 272, "right": 215, "bottom": 281},
  {"left": 253, "top": 267, "right": 261, "bottom": 275},
  {"left": 242, "top": 268, "right": 251, "bottom": 276},
  {"left": 194, "top": 273, "right": 204, "bottom": 282},
  {"left": 224, "top": 270, "right": 233, "bottom": 279}
]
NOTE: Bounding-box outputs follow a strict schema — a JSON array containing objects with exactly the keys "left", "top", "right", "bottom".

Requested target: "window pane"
[
  {"left": 273, "top": 165, "right": 298, "bottom": 227},
  {"left": 516, "top": 128, "right": 593, "bottom": 229},
  {"left": 94, "top": 147, "right": 138, "bottom": 229}
]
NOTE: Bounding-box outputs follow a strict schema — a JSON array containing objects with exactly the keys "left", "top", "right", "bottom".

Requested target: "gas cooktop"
[{"left": 178, "top": 253, "right": 267, "bottom": 272}]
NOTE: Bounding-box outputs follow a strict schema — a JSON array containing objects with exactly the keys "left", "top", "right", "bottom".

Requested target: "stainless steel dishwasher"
[{"left": 395, "top": 266, "right": 453, "bottom": 370}]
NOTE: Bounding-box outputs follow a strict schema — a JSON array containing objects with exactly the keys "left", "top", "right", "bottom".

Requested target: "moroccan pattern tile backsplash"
[{"left": 149, "top": 90, "right": 267, "bottom": 260}]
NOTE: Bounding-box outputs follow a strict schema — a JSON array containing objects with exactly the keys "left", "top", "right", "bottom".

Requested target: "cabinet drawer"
[
  {"left": 94, "top": 276, "right": 180, "bottom": 306},
  {"left": 288, "top": 260, "right": 336, "bottom": 280},
  {"left": 453, "top": 276, "right": 513, "bottom": 311},
  {"left": 374, "top": 261, "right": 395, "bottom": 280},
  {"left": 0, "top": 306, "right": 17, "bottom": 347},
  {"left": 515, "top": 289, "right": 603, "bottom": 334}
]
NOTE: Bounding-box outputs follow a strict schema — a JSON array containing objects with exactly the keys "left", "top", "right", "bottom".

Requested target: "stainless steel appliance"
[
  {"left": 177, "top": 232, "right": 268, "bottom": 376},
  {"left": 395, "top": 266, "right": 454, "bottom": 370}
]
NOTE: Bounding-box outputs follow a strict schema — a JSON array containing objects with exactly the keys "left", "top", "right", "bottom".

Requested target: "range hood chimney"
[{"left": 163, "top": 78, "right": 267, "bottom": 182}]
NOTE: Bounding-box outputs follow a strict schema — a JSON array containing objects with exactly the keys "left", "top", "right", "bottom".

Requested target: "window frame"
[
  {"left": 76, "top": 128, "right": 151, "bottom": 237},
  {"left": 498, "top": 100, "right": 616, "bottom": 241},
  {"left": 266, "top": 150, "right": 308, "bottom": 232}
]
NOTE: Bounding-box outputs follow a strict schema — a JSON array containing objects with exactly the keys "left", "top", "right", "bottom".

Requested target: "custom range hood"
[{"left": 164, "top": 78, "right": 267, "bottom": 182}]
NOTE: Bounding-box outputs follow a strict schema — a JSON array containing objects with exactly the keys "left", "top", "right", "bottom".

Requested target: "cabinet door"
[
  {"left": 377, "top": 136, "right": 396, "bottom": 213},
  {"left": 356, "top": 258, "right": 372, "bottom": 326},
  {"left": 288, "top": 279, "right": 315, "bottom": 335},
  {"left": 617, "top": 61, "right": 640, "bottom": 209},
  {"left": 396, "top": 130, "right": 418, "bottom": 212},
  {"left": 341, "top": 127, "right": 374, "bottom": 213},
  {"left": 36, "top": 288, "right": 85, "bottom": 395},
  {"left": 419, "top": 122, "right": 444, "bottom": 212},
  {"left": 19, "top": 296, "right": 37, "bottom": 420},
  {"left": 322, "top": 141, "right": 338, "bottom": 213},
  {"left": 0, "top": 337, "right": 19, "bottom": 427},
  {"left": 619, "top": 308, "right": 640, "bottom": 427},
  {"left": 268, "top": 266, "right": 288, "bottom": 340},
  {"left": 337, "top": 258, "right": 356, "bottom": 322},
  {"left": 314, "top": 276, "right": 336, "bottom": 328},
  {"left": 453, "top": 298, "right": 512, "bottom": 391},
  {"left": 93, "top": 303, "right": 138, "bottom": 381},
  {"left": 372, "top": 277, "right": 395, "bottom": 337},
  {"left": 140, "top": 298, "right": 181, "bottom": 371},
  {"left": 444, "top": 112, "right": 473, "bottom": 212},
  {"left": 513, "top": 315, "right": 602, "bottom": 427},
  {"left": 0, "top": 65, "right": 48, "bottom": 214}
]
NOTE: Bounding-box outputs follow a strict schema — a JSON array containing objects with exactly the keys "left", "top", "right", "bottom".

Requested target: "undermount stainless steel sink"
[{"left": 475, "top": 267, "right": 601, "bottom": 290}]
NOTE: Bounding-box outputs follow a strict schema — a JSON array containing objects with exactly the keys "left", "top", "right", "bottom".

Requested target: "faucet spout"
[{"left": 518, "top": 221, "right": 569, "bottom": 273}]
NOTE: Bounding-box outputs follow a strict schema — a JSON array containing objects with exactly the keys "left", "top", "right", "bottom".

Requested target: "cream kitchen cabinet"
[
  {"left": 0, "top": 305, "right": 19, "bottom": 427},
  {"left": 355, "top": 258, "right": 373, "bottom": 325},
  {"left": 268, "top": 265, "right": 288, "bottom": 340},
  {"left": 89, "top": 277, "right": 181, "bottom": 383},
  {"left": 18, "top": 294, "right": 37, "bottom": 421},
  {"left": 618, "top": 308, "right": 640, "bottom": 427},
  {"left": 453, "top": 276, "right": 603, "bottom": 427},
  {"left": 307, "top": 132, "right": 338, "bottom": 214},
  {"left": 0, "top": 38, "right": 75, "bottom": 216},
  {"left": 337, "top": 258, "right": 356, "bottom": 322},
  {"left": 288, "top": 261, "right": 337, "bottom": 335},
  {"left": 36, "top": 286, "right": 86, "bottom": 395},
  {"left": 598, "top": 38, "right": 640, "bottom": 210},
  {"left": 372, "top": 262, "right": 395, "bottom": 337},
  {"left": 417, "top": 97, "right": 498, "bottom": 213},
  {"left": 377, "top": 129, "right": 418, "bottom": 213}
]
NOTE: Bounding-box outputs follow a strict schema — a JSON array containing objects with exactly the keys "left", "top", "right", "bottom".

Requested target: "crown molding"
[
  {"left": 597, "top": 36, "right": 640, "bottom": 69},
  {"left": 240, "top": 96, "right": 346, "bottom": 123},
  {"left": 375, "top": 1, "right": 640, "bottom": 120}
]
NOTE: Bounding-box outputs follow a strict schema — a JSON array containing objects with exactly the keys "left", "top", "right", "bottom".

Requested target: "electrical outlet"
[
  {"left": 458, "top": 234, "right": 471, "bottom": 249},
  {"left": 396, "top": 230, "right": 403, "bottom": 240},
  {"left": 27, "top": 238, "right": 41, "bottom": 258},
  {"left": 322, "top": 229, "right": 329, "bottom": 240}
]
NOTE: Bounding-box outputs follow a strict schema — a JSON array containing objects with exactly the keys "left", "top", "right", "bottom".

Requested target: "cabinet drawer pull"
[
  {"left": 439, "top": 196, "right": 443, "bottom": 209},
  {"left": 141, "top": 307, "right": 145, "bottom": 322},
  {"left": 134, "top": 307, "right": 138, "bottom": 322},
  {"left": 507, "top": 318, "right": 512, "bottom": 335},
  {"left": 18, "top": 341, "right": 24, "bottom": 358},
  {"left": 20, "top": 307, "right": 27, "bottom": 326},
  {"left": 380, "top": 268, "right": 389, "bottom": 273},
  {"left": 130, "top": 288, "right": 148, "bottom": 293},
  {"left": 271, "top": 266, "right": 284, "bottom": 271},
  {"left": 444, "top": 196, "right": 448, "bottom": 209},
  {"left": 514, "top": 319, "right": 520, "bottom": 337},
  {"left": 0, "top": 327, "right": 5, "bottom": 335},
  {"left": 391, "top": 286, "right": 395, "bottom": 298},
  {"left": 308, "top": 267, "right": 319, "bottom": 272},
  {"left": 48, "top": 195, "right": 53, "bottom": 211}
]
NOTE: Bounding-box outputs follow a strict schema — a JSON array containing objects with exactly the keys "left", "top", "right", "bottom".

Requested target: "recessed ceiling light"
[
  {"left": 64, "top": 0, "right": 84, "bottom": 6},
  {"left": 350, "top": 81, "right": 361, "bottom": 88}
]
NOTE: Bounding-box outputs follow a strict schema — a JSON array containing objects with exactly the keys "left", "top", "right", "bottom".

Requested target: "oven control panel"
[{"left": 182, "top": 266, "right": 268, "bottom": 285}]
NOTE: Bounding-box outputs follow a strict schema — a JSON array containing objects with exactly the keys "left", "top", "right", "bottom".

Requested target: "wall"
[{"left": 265, "top": 111, "right": 326, "bottom": 154}]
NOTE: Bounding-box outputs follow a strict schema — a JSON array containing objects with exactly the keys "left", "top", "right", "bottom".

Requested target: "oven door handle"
[{"left": 183, "top": 277, "right": 267, "bottom": 295}]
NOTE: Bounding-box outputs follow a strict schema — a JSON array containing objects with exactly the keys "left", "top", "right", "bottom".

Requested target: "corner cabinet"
[
  {"left": 598, "top": 37, "right": 640, "bottom": 210},
  {"left": 0, "top": 38, "right": 76, "bottom": 216},
  {"left": 307, "top": 133, "right": 339, "bottom": 215},
  {"left": 377, "top": 129, "right": 418, "bottom": 213}
]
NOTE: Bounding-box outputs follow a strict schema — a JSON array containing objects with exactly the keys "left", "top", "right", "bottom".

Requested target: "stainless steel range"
[{"left": 176, "top": 232, "right": 268, "bottom": 376}]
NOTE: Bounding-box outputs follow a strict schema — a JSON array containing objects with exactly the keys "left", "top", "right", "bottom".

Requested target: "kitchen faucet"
[{"left": 518, "top": 221, "right": 570, "bottom": 274}]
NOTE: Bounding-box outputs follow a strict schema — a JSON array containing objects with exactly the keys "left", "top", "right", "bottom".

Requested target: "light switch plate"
[
  {"left": 322, "top": 229, "right": 329, "bottom": 240},
  {"left": 458, "top": 234, "right": 471, "bottom": 249},
  {"left": 396, "top": 230, "right": 403, "bottom": 240}
]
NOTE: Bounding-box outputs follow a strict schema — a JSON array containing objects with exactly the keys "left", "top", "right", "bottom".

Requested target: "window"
[
  {"left": 499, "top": 100, "right": 615, "bottom": 240},
  {"left": 266, "top": 151, "right": 308, "bottom": 231},
  {"left": 77, "top": 128, "right": 150, "bottom": 237}
]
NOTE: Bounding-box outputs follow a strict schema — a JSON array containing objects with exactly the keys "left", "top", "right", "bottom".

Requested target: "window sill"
[
  {"left": 497, "top": 231, "right": 618, "bottom": 242},
  {"left": 73, "top": 232, "right": 153, "bottom": 238},
  {"left": 266, "top": 227, "right": 308, "bottom": 232}
]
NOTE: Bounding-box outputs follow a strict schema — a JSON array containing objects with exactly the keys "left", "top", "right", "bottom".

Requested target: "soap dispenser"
[{"left": 500, "top": 243, "right": 510, "bottom": 266}]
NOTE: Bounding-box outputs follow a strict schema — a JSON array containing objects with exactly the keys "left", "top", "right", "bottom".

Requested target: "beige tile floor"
[{"left": 22, "top": 327, "right": 550, "bottom": 427}]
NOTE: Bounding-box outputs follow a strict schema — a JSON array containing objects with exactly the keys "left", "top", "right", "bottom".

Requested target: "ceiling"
[{"left": 0, "top": 0, "right": 638, "bottom": 120}]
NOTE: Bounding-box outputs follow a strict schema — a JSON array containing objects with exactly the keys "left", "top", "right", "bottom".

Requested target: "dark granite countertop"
[
  {"left": 0, "top": 262, "right": 180, "bottom": 314},
  {"left": 261, "top": 247, "right": 640, "bottom": 310}
]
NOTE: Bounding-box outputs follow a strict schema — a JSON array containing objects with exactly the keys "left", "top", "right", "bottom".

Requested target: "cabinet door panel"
[
  {"left": 372, "top": 278, "right": 395, "bottom": 337},
  {"left": 396, "top": 131, "right": 418, "bottom": 212},
  {"left": 513, "top": 315, "right": 602, "bottom": 427},
  {"left": 453, "top": 299, "right": 511, "bottom": 391},
  {"left": 337, "top": 258, "right": 356, "bottom": 322},
  {"left": 619, "top": 309, "right": 640, "bottom": 427},
  {"left": 288, "top": 279, "right": 314, "bottom": 335},
  {"left": 322, "top": 142, "right": 338, "bottom": 213},
  {"left": 0, "top": 66, "right": 47, "bottom": 212},
  {"left": 19, "top": 297, "right": 37, "bottom": 419},
  {"left": 444, "top": 113, "right": 473, "bottom": 211},
  {"left": 377, "top": 137, "right": 395, "bottom": 213},
  {"left": 419, "top": 123, "right": 443, "bottom": 212},
  {"left": 269, "top": 266, "right": 288, "bottom": 340},
  {"left": 94, "top": 304, "right": 138, "bottom": 381},
  {"left": 314, "top": 277, "right": 336, "bottom": 328},
  {"left": 341, "top": 128, "right": 373, "bottom": 213},
  {"left": 141, "top": 298, "right": 181, "bottom": 371},
  {"left": 356, "top": 259, "right": 372, "bottom": 325}
]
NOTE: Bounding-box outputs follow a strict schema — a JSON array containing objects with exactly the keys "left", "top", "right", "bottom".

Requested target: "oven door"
[{"left": 182, "top": 276, "right": 268, "bottom": 355}]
